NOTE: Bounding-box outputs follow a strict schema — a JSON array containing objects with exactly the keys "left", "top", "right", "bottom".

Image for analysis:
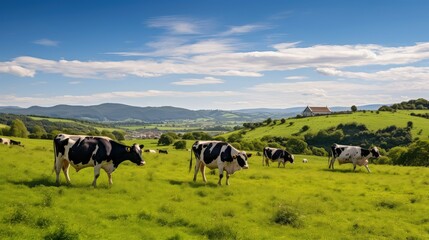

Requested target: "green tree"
[
  {"left": 396, "top": 141, "right": 429, "bottom": 166},
  {"left": 407, "top": 121, "right": 413, "bottom": 129},
  {"left": 285, "top": 138, "right": 308, "bottom": 154},
  {"left": 112, "top": 130, "right": 125, "bottom": 141},
  {"left": 101, "top": 130, "right": 116, "bottom": 140},
  {"left": 351, "top": 105, "right": 357, "bottom": 112},
  {"left": 9, "top": 119, "right": 28, "bottom": 138},
  {"left": 29, "top": 125, "right": 47, "bottom": 139},
  {"left": 158, "top": 134, "right": 174, "bottom": 146},
  {"left": 174, "top": 140, "right": 187, "bottom": 149}
]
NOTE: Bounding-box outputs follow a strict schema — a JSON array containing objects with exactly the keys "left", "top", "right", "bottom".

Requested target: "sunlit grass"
[{"left": 0, "top": 139, "right": 428, "bottom": 239}]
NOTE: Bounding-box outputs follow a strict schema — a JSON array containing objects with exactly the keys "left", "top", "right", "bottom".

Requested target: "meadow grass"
[
  {"left": 0, "top": 138, "right": 428, "bottom": 239},
  {"left": 223, "top": 110, "right": 429, "bottom": 142}
]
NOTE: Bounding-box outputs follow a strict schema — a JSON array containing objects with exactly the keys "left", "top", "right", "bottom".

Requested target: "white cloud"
[
  {"left": 33, "top": 38, "right": 58, "bottom": 47},
  {"left": 285, "top": 75, "right": 307, "bottom": 80},
  {"left": 147, "top": 16, "right": 208, "bottom": 34},
  {"left": 172, "top": 77, "right": 224, "bottom": 85},
  {"left": 0, "top": 62, "right": 35, "bottom": 77},
  {"left": 3, "top": 42, "right": 429, "bottom": 81},
  {"left": 109, "top": 39, "right": 235, "bottom": 57},
  {"left": 0, "top": 90, "right": 240, "bottom": 108},
  {"left": 317, "top": 66, "right": 429, "bottom": 81},
  {"left": 220, "top": 24, "right": 266, "bottom": 36}
]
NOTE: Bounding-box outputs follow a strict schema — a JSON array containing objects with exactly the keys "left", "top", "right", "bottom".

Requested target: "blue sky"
[{"left": 1, "top": 0, "right": 428, "bottom": 110}]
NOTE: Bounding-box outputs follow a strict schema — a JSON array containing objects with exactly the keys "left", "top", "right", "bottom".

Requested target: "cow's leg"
[
  {"left": 364, "top": 164, "right": 371, "bottom": 173},
  {"left": 218, "top": 166, "right": 224, "bottom": 186},
  {"left": 92, "top": 164, "right": 102, "bottom": 187},
  {"left": 55, "top": 157, "right": 63, "bottom": 185},
  {"left": 226, "top": 173, "right": 231, "bottom": 185},
  {"left": 353, "top": 164, "right": 357, "bottom": 172},
  {"left": 62, "top": 160, "right": 71, "bottom": 184},
  {"left": 200, "top": 164, "right": 207, "bottom": 183},
  {"left": 101, "top": 165, "right": 114, "bottom": 186},
  {"left": 329, "top": 158, "right": 335, "bottom": 169},
  {"left": 193, "top": 159, "right": 201, "bottom": 182}
]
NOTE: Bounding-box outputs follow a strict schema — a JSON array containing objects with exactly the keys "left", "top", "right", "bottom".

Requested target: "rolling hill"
[
  {"left": 222, "top": 110, "right": 429, "bottom": 142},
  {"left": 0, "top": 103, "right": 255, "bottom": 122},
  {"left": 0, "top": 103, "right": 384, "bottom": 123}
]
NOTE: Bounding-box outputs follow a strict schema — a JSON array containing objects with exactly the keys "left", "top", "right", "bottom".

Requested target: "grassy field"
[
  {"left": 223, "top": 110, "right": 429, "bottom": 141},
  {"left": 0, "top": 138, "right": 428, "bottom": 239}
]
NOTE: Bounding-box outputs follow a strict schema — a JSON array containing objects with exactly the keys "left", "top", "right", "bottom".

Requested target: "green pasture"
[
  {"left": 223, "top": 110, "right": 429, "bottom": 141},
  {"left": 0, "top": 138, "right": 428, "bottom": 239}
]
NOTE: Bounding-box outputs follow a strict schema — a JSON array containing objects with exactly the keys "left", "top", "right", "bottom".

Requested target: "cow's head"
[
  {"left": 370, "top": 147, "right": 380, "bottom": 158},
  {"left": 288, "top": 153, "right": 295, "bottom": 164},
  {"left": 127, "top": 144, "right": 145, "bottom": 166},
  {"left": 233, "top": 151, "right": 250, "bottom": 169}
]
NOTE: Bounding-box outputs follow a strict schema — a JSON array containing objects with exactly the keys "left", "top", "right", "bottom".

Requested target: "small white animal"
[{"left": 302, "top": 158, "right": 308, "bottom": 163}]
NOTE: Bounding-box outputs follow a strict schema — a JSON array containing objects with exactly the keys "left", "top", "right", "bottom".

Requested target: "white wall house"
[{"left": 302, "top": 106, "right": 332, "bottom": 117}]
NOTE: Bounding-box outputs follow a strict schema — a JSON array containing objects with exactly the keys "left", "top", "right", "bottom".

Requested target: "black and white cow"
[
  {"left": 329, "top": 143, "right": 380, "bottom": 173},
  {"left": 0, "top": 137, "right": 10, "bottom": 145},
  {"left": 53, "top": 134, "right": 145, "bottom": 187},
  {"left": 262, "top": 147, "right": 294, "bottom": 167},
  {"left": 189, "top": 141, "right": 251, "bottom": 185}
]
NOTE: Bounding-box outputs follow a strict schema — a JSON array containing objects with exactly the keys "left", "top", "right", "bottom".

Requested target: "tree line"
[{"left": 0, "top": 114, "right": 125, "bottom": 141}]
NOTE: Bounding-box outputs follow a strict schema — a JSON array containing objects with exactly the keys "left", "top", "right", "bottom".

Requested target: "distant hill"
[
  {"left": 0, "top": 103, "right": 257, "bottom": 122},
  {"left": 0, "top": 103, "right": 385, "bottom": 123}
]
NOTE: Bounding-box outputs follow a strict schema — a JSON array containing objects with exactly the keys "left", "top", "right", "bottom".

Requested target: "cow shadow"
[
  {"left": 321, "top": 168, "right": 361, "bottom": 173},
  {"left": 9, "top": 176, "right": 58, "bottom": 188},
  {"left": 8, "top": 177, "right": 105, "bottom": 189}
]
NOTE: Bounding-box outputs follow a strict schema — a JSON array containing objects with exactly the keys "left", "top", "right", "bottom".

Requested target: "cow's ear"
[
  {"left": 126, "top": 147, "right": 131, "bottom": 152},
  {"left": 140, "top": 144, "right": 144, "bottom": 149},
  {"left": 246, "top": 153, "right": 252, "bottom": 158},
  {"left": 232, "top": 155, "right": 237, "bottom": 159}
]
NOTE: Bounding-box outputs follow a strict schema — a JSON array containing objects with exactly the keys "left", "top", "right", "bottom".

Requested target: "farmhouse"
[{"left": 302, "top": 106, "right": 332, "bottom": 117}]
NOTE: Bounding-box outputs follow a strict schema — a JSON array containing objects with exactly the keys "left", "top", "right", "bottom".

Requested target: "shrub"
[
  {"left": 311, "top": 146, "right": 328, "bottom": 156},
  {"left": 174, "top": 140, "right": 187, "bottom": 150},
  {"left": 273, "top": 205, "right": 302, "bottom": 228},
  {"left": 158, "top": 134, "right": 174, "bottom": 146},
  {"left": 285, "top": 138, "right": 308, "bottom": 154},
  {"left": 44, "top": 224, "right": 79, "bottom": 240}
]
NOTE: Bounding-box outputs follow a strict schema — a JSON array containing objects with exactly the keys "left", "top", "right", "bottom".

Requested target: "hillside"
[
  {"left": 222, "top": 110, "right": 429, "bottom": 142},
  {"left": 0, "top": 103, "right": 256, "bottom": 122}
]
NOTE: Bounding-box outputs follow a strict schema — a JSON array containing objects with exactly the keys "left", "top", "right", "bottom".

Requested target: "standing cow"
[
  {"left": 53, "top": 134, "right": 145, "bottom": 187},
  {"left": 190, "top": 141, "right": 251, "bottom": 185},
  {"left": 262, "top": 147, "right": 294, "bottom": 167},
  {"left": 329, "top": 143, "right": 380, "bottom": 173}
]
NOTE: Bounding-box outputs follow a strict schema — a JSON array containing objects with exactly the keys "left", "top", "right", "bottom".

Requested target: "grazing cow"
[
  {"left": 0, "top": 137, "right": 10, "bottom": 145},
  {"left": 159, "top": 149, "right": 168, "bottom": 154},
  {"left": 329, "top": 143, "right": 380, "bottom": 173},
  {"left": 302, "top": 158, "right": 308, "bottom": 163},
  {"left": 53, "top": 134, "right": 145, "bottom": 187},
  {"left": 144, "top": 149, "right": 156, "bottom": 153},
  {"left": 10, "top": 139, "right": 22, "bottom": 146},
  {"left": 262, "top": 147, "right": 294, "bottom": 168},
  {"left": 190, "top": 141, "right": 251, "bottom": 185}
]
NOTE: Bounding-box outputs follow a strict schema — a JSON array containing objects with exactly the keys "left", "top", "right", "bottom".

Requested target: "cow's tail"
[
  {"left": 52, "top": 138, "right": 57, "bottom": 174},
  {"left": 189, "top": 148, "right": 193, "bottom": 173}
]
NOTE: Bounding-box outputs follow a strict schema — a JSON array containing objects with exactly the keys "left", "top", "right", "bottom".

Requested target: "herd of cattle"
[
  {"left": 46, "top": 133, "right": 382, "bottom": 186},
  {"left": 2, "top": 134, "right": 381, "bottom": 186},
  {"left": 0, "top": 137, "right": 23, "bottom": 146}
]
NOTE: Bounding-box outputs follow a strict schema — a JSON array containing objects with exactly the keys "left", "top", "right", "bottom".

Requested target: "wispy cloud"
[
  {"left": 220, "top": 24, "right": 267, "bottom": 36},
  {"left": 147, "top": 16, "right": 209, "bottom": 34},
  {"left": 109, "top": 39, "right": 235, "bottom": 57},
  {"left": 4, "top": 42, "right": 429, "bottom": 81},
  {"left": 285, "top": 75, "right": 307, "bottom": 80},
  {"left": 0, "top": 62, "right": 35, "bottom": 77},
  {"left": 172, "top": 77, "right": 224, "bottom": 85},
  {"left": 33, "top": 38, "right": 58, "bottom": 47}
]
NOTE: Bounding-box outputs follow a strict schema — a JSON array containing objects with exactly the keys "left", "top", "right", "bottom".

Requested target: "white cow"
[{"left": 329, "top": 143, "right": 380, "bottom": 173}]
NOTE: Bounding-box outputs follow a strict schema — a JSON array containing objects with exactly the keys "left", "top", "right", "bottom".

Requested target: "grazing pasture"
[{"left": 0, "top": 138, "right": 428, "bottom": 239}]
